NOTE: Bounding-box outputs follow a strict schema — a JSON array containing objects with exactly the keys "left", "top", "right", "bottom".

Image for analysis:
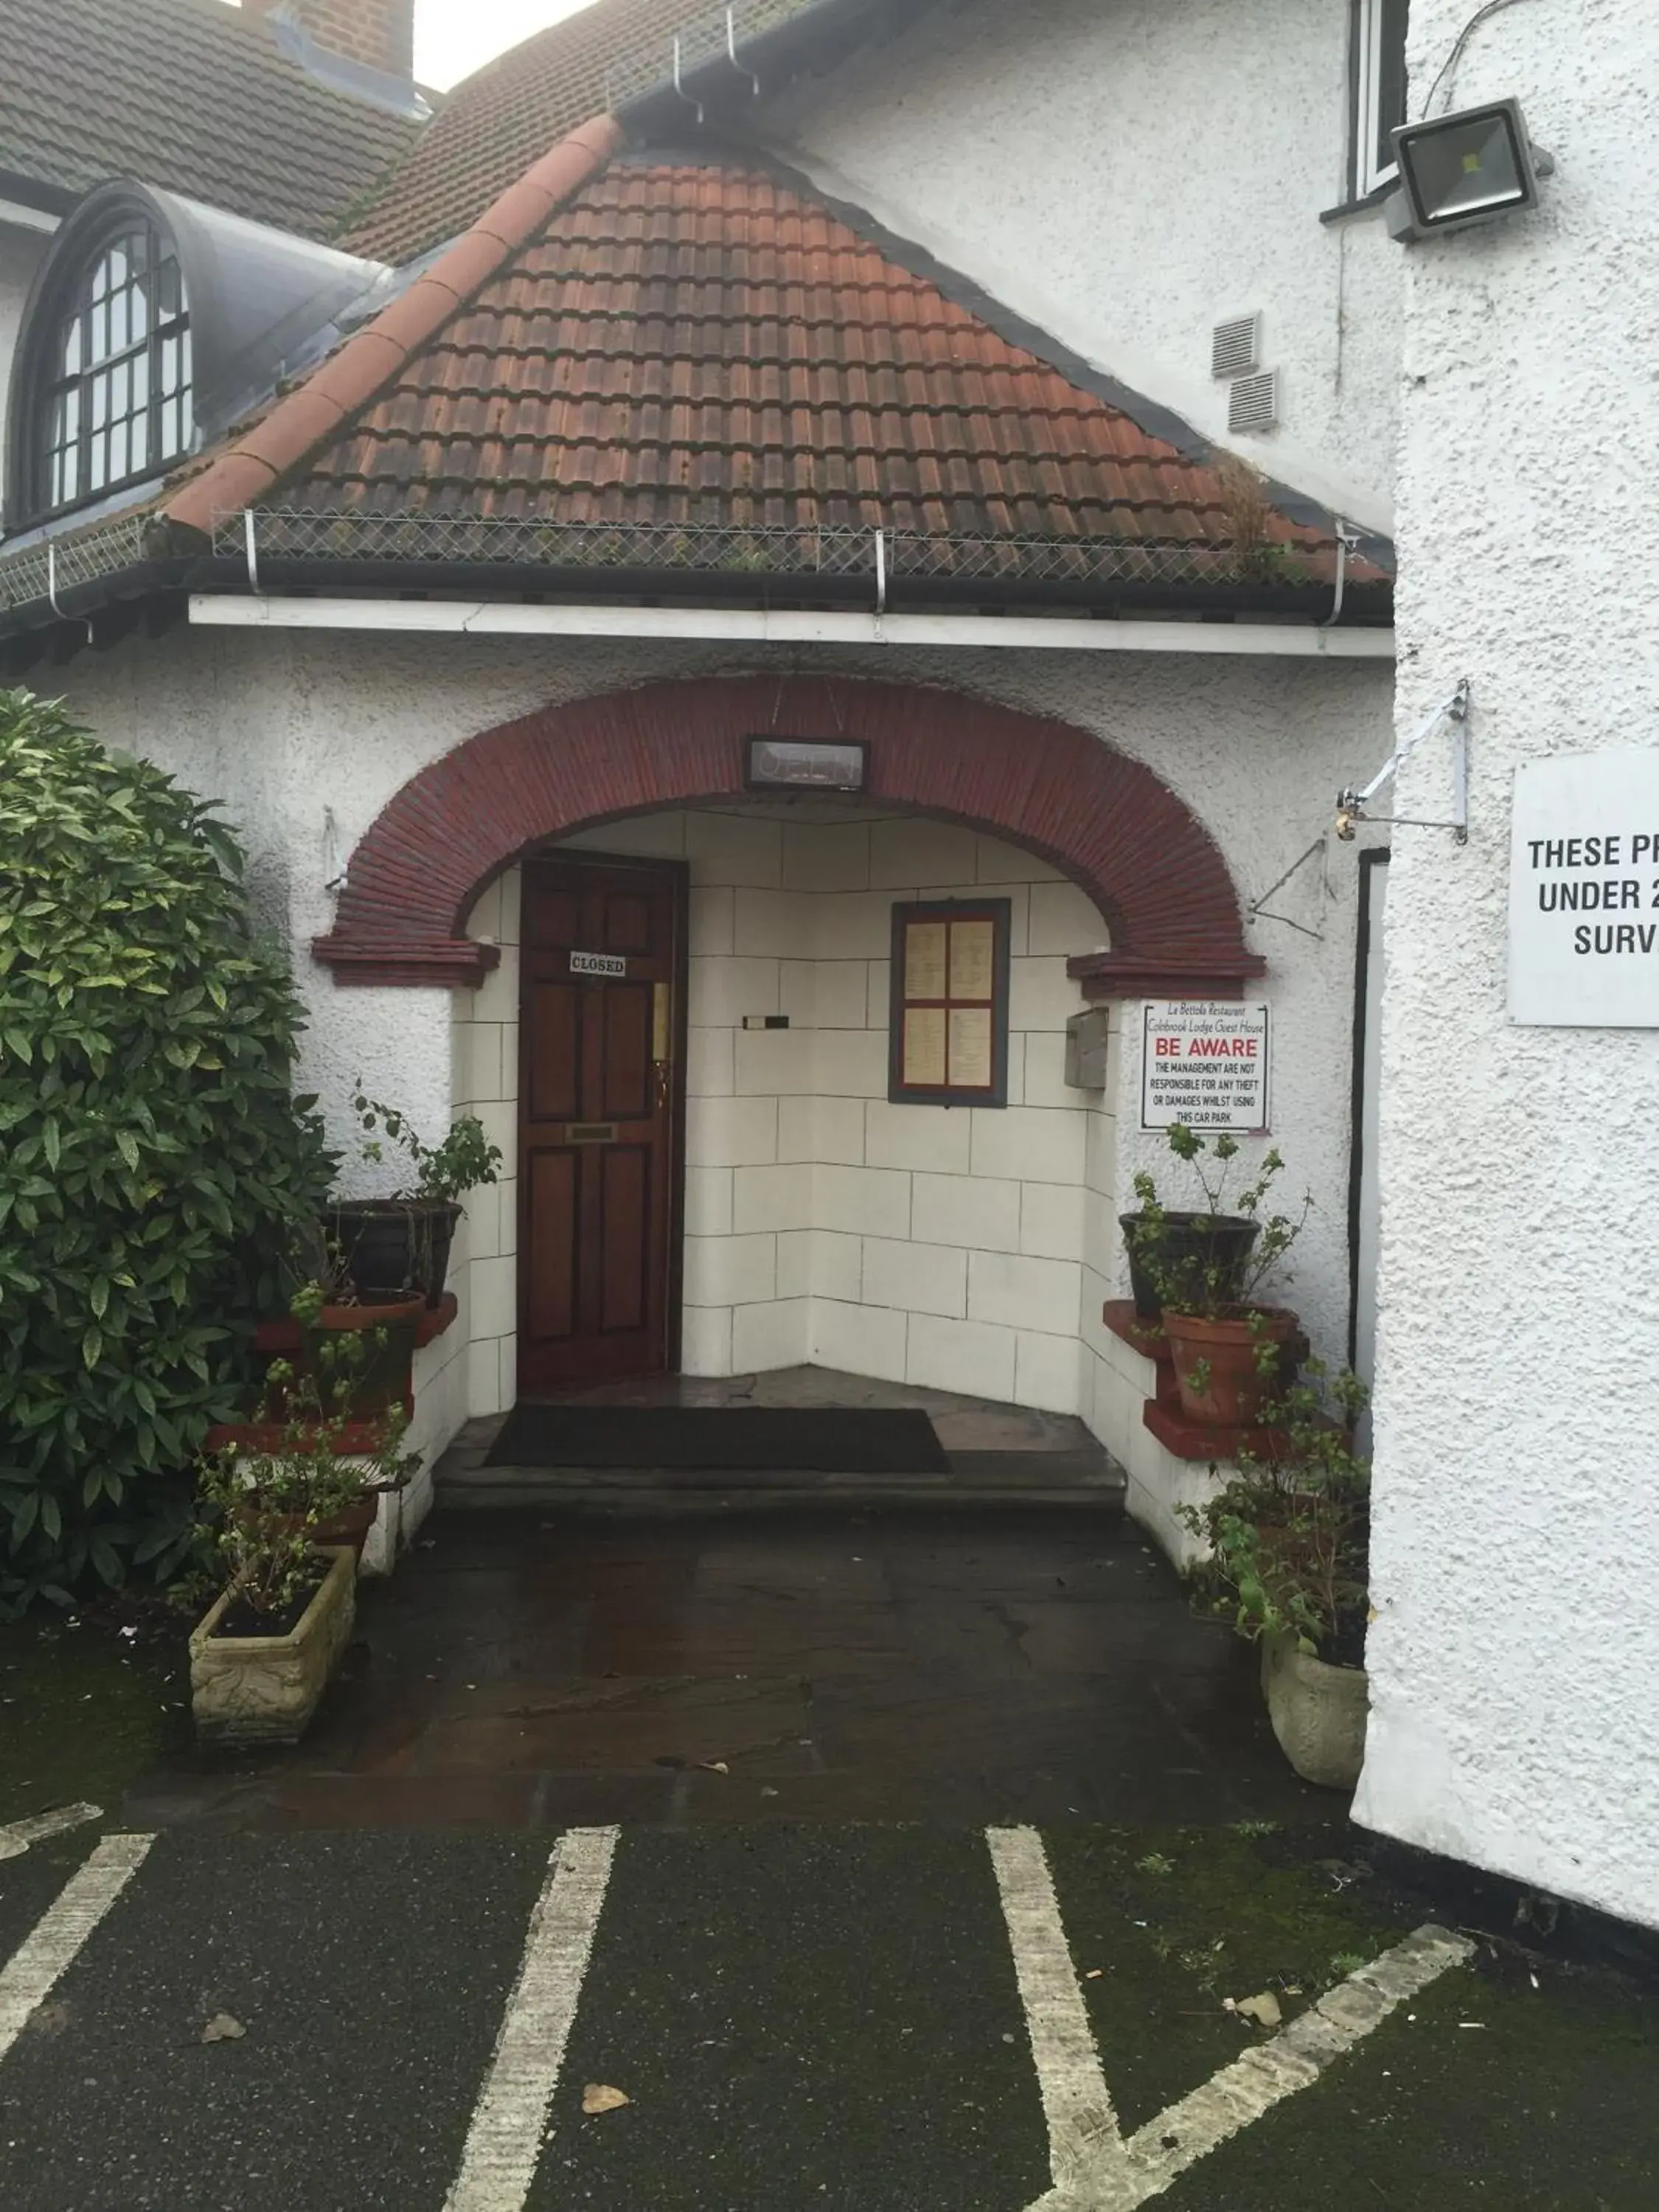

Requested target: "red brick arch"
[{"left": 313, "top": 675, "right": 1265, "bottom": 996}]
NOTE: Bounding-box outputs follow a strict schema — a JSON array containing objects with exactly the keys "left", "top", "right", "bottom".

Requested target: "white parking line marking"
[
  {"left": 0, "top": 1802, "right": 103, "bottom": 1861},
  {"left": 0, "top": 1832, "right": 153, "bottom": 2065},
  {"left": 1120, "top": 1923, "right": 1475, "bottom": 2200},
  {"left": 992, "top": 1829, "right": 1476, "bottom": 2211},
  {"left": 989, "top": 1826, "right": 1134, "bottom": 2200},
  {"left": 443, "top": 1826, "right": 619, "bottom": 2212}
]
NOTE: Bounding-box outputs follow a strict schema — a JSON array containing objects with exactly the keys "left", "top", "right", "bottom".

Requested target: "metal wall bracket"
[{"left": 1337, "top": 678, "right": 1470, "bottom": 844}]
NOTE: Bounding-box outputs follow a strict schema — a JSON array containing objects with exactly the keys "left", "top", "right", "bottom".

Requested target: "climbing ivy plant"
[{"left": 0, "top": 691, "right": 335, "bottom": 1612}]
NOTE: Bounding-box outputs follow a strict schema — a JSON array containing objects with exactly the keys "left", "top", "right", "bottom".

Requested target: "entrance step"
[{"left": 436, "top": 1449, "right": 1125, "bottom": 1514}]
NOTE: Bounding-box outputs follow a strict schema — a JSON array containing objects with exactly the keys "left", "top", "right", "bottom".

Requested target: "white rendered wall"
[
  {"left": 1354, "top": 0, "right": 1659, "bottom": 1930},
  {"left": 46, "top": 626, "right": 1391, "bottom": 1452},
  {"left": 766, "top": 0, "right": 1402, "bottom": 529},
  {"left": 0, "top": 223, "right": 48, "bottom": 512}
]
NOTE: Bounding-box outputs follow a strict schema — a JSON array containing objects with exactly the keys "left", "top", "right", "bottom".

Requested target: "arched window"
[{"left": 39, "top": 218, "right": 192, "bottom": 513}]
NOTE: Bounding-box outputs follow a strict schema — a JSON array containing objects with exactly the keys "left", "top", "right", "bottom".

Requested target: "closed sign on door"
[{"left": 570, "top": 950, "right": 628, "bottom": 978}]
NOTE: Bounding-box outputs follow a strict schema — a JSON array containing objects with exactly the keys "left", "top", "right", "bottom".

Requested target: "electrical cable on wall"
[{"left": 1422, "top": 0, "right": 1546, "bottom": 116}]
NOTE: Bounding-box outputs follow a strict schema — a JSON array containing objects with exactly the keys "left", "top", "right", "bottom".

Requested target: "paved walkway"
[
  {"left": 121, "top": 1506, "right": 1321, "bottom": 1834},
  {"left": 1, "top": 1815, "right": 1654, "bottom": 2211}
]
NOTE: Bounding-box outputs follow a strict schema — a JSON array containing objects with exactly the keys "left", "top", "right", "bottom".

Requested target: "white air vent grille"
[
  {"left": 1228, "top": 369, "right": 1279, "bottom": 434},
  {"left": 1211, "top": 313, "right": 1261, "bottom": 379}
]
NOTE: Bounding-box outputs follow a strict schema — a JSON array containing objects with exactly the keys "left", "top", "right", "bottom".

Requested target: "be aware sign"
[
  {"left": 1509, "top": 749, "right": 1659, "bottom": 1026},
  {"left": 1141, "top": 1002, "right": 1270, "bottom": 1132}
]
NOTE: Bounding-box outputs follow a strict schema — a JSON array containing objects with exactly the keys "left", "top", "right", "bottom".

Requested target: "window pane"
[{"left": 37, "top": 220, "right": 192, "bottom": 509}]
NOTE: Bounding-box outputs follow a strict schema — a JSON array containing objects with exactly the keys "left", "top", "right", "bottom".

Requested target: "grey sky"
[{"left": 414, "top": 0, "right": 601, "bottom": 90}]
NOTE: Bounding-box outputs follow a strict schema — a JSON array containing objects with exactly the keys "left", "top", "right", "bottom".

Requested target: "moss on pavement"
[{"left": 0, "top": 1614, "right": 187, "bottom": 1826}]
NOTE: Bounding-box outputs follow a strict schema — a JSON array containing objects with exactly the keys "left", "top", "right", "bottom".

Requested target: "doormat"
[{"left": 484, "top": 1405, "right": 952, "bottom": 1474}]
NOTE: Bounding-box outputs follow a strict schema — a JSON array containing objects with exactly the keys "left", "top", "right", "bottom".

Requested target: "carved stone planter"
[
  {"left": 189, "top": 1545, "right": 356, "bottom": 1747},
  {"left": 1260, "top": 1631, "right": 1368, "bottom": 1791}
]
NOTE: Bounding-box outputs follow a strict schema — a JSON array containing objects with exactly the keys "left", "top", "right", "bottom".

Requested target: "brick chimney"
[{"left": 245, "top": 0, "right": 414, "bottom": 81}]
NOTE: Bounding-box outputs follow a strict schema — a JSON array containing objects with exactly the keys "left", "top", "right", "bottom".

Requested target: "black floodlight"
[{"left": 1388, "top": 97, "right": 1548, "bottom": 240}]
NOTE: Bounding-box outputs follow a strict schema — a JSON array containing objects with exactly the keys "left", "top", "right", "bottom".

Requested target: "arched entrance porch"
[
  {"left": 319, "top": 675, "right": 1263, "bottom": 1450},
  {"left": 313, "top": 674, "right": 1264, "bottom": 998}
]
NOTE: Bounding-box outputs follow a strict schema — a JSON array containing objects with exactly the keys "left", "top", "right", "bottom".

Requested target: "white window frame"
[{"left": 1354, "top": 0, "right": 1407, "bottom": 198}]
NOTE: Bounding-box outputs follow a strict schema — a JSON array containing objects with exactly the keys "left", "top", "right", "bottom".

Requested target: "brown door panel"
[
  {"left": 518, "top": 854, "right": 684, "bottom": 1394},
  {"left": 525, "top": 1147, "right": 578, "bottom": 1342},
  {"left": 526, "top": 982, "right": 580, "bottom": 1122}
]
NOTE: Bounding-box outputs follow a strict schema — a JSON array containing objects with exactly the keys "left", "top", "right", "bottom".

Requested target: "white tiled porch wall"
[
  {"left": 462, "top": 805, "right": 1114, "bottom": 1419},
  {"left": 450, "top": 871, "right": 521, "bottom": 1417}
]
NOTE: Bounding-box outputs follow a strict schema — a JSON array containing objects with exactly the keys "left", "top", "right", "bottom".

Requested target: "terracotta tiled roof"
[
  {"left": 277, "top": 157, "right": 1342, "bottom": 567},
  {"left": 340, "top": 0, "right": 821, "bottom": 263},
  {"left": 0, "top": 0, "right": 420, "bottom": 239}
]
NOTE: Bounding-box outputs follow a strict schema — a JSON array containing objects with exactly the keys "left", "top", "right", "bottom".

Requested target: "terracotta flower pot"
[
  {"left": 297, "top": 1296, "right": 423, "bottom": 1419},
  {"left": 1162, "top": 1305, "right": 1300, "bottom": 1425},
  {"left": 237, "top": 1489, "right": 380, "bottom": 1560},
  {"left": 1260, "top": 1632, "right": 1368, "bottom": 1790}
]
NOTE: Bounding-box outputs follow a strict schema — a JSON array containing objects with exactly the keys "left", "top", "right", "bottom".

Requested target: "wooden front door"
[{"left": 518, "top": 853, "right": 685, "bottom": 1392}]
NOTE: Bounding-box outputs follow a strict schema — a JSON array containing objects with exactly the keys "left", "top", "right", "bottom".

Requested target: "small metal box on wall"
[{"left": 1065, "top": 1007, "right": 1111, "bottom": 1089}]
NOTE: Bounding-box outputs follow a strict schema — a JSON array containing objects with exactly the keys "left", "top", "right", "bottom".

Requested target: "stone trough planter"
[
  {"left": 189, "top": 1545, "right": 357, "bottom": 1747},
  {"left": 1260, "top": 1631, "right": 1368, "bottom": 1790}
]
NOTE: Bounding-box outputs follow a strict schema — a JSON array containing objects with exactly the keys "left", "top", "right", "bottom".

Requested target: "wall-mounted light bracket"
[{"left": 1337, "top": 679, "right": 1470, "bottom": 844}]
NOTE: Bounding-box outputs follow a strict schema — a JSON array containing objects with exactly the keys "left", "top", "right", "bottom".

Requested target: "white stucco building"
[{"left": 3, "top": 0, "right": 1655, "bottom": 1934}]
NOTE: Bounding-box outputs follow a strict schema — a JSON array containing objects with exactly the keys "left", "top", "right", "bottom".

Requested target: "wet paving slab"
[{"left": 118, "top": 1505, "right": 1326, "bottom": 1834}]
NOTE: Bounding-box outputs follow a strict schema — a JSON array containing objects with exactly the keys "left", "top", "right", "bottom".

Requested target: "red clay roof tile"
[{"left": 275, "top": 158, "right": 1344, "bottom": 578}]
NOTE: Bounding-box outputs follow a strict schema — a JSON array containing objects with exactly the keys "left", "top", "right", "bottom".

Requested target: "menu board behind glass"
[{"left": 889, "top": 899, "right": 1012, "bottom": 1106}]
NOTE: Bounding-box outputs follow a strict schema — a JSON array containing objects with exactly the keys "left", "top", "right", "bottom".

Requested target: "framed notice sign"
[
  {"left": 1509, "top": 749, "right": 1659, "bottom": 1026},
  {"left": 1141, "top": 1002, "right": 1270, "bottom": 1132},
  {"left": 888, "top": 900, "right": 1011, "bottom": 1106}
]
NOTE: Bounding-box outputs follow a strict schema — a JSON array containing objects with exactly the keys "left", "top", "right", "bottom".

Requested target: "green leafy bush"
[
  {"left": 0, "top": 691, "right": 335, "bottom": 1612},
  {"left": 1178, "top": 1364, "right": 1371, "bottom": 1666}
]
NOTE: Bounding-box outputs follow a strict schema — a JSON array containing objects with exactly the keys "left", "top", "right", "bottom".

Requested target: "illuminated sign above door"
[{"left": 745, "top": 737, "right": 869, "bottom": 793}]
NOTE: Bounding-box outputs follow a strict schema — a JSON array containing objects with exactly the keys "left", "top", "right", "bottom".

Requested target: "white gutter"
[{"left": 188, "top": 594, "right": 1394, "bottom": 660}]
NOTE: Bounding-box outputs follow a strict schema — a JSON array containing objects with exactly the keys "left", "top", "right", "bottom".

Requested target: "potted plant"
[
  {"left": 189, "top": 1335, "right": 415, "bottom": 1746},
  {"left": 1117, "top": 1203, "right": 1261, "bottom": 1324},
  {"left": 327, "top": 1084, "right": 503, "bottom": 1307},
  {"left": 293, "top": 1271, "right": 422, "bottom": 1422},
  {"left": 1180, "top": 1364, "right": 1370, "bottom": 1790},
  {"left": 1127, "top": 1124, "right": 1312, "bottom": 1425}
]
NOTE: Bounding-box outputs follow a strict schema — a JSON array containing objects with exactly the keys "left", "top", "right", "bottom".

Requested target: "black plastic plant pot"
[
  {"left": 327, "top": 1200, "right": 464, "bottom": 1308},
  {"left": 1118, "top": 1209, "right": 1262, "bottom": 1322}
]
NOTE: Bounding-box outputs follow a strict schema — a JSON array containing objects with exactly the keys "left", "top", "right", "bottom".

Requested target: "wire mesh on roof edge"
[
  {"left": 0, "top": 515, "right": 156, "bottom": 615},
  {"left": 210, "top": 510, "right": 1321, "bottom": 590}
]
